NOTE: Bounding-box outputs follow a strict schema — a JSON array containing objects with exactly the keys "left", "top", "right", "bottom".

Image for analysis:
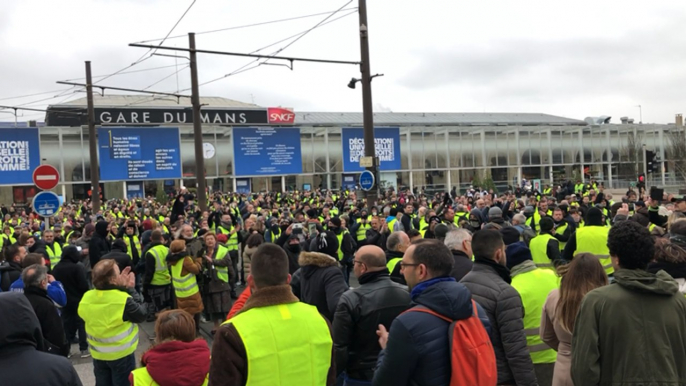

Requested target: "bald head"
[
  {"left": 387, "top": 232, "right": 410, "bottom": 253},
  {"left": 356, "top": 245, "right": 387, "bottom": 269}
]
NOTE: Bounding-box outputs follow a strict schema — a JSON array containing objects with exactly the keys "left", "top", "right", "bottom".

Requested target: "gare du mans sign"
[{"left": 45, "top": 107, "right": 296, "bottom": 126}]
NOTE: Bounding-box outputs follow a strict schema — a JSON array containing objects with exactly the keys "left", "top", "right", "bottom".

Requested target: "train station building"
[{"left": 0, "top": 95, "right": 681, "bottom": 204}]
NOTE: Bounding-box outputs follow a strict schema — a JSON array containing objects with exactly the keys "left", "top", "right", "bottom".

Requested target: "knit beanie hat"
[
  {"left": 488, "top": 206, "right": 503, "bottom": 219},
  {"left": 539, "top": 217, "right": 555, "bottom": 233},
  {"left": 500, "top": 226, "right": 521, "bottom": 246},
  {"left": 506, "top": 241, "right": 533, "bottom": 269},
  {"left": 586, "top": 207, "right": 604, "bottom": 226},
  {"left": 316, "top": 230, "right": 339, "bottom": 259}
]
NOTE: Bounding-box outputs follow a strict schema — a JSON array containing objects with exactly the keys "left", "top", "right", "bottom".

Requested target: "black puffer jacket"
[
  {"left": 460, "top": 263, "right": 538, "bottom": 386},
  {"left": 0, "top": 292, "right": 83, "bottom": 386},
  {"left": 0, "top": 260, "right": 23, "bottom": 292},
  {"left": 88, "top": 221, "right": 110, "bottom": 269},
  {"left": 449, "top": 249, "right": 473, "bottom": 281},
  {"left": 23, "top": 286, "right": 69, "bottom": 357},
  {"left": 51, "top": 246, "right": 90, "bottom": 313},
  {"left": 373, "top": 278, "right": 491, "bottom": 386},
  {"left": 291, "top": 251, "right": 348, "bottom": 321},
  {"left": 332, "top": 270, "right": 410, "bottom": 381}
]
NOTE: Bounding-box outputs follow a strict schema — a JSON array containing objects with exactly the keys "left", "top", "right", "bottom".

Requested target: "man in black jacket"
[
  {"left": 52, "top": 246, "right": 90, "bottom": 357},
  {"left": 444, "top": 228, "right": 473, "bottom": 281},
  {"left": 460, "top": 230, "right": 538, "bottom": 386},
  {"left": 0, "top": 292, "right": 83, "bottom": 386},
  {"left": 88, "top": 220, "right": 110, "bottom": 270},
  {"left": 1, "top": 244, "right": 26, "bottom": 291},
  {"left": 100, "top": 239, "right": 132, "bottom": 273},
  {"left": 333, "top": 245, "right": 410, "bottom": 384},
  {"left": 22, "top": 264, "right": 69, "bottom": 357}
]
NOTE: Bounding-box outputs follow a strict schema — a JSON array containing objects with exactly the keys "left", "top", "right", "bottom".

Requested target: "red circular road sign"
[{"left": 33, "top": 165, "right": 60, "bottom": 190}]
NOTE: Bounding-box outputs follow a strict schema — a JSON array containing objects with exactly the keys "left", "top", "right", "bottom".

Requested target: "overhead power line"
[
  {"left": 60, "top": 64, "right": 184, "bottom": 82},
  {"left": 133, "top": 6, "right": 358, "bottom": 43},
  {"left": 0, "top": 88, "right": 75, "bottom": 102}
]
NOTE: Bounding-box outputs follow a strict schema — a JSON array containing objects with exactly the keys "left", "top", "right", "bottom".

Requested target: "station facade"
[{"left": 0, "top": 95, "right": 681, "bottom": 204}]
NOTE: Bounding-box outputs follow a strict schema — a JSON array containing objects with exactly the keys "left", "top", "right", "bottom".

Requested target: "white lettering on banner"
[
  {"left": 131, "top": 112, "right": 139, "bottom": 123},
  {"left": 143, "top": 112, "right": 150, "bottom": 123},
  {"left": 177, "top": 112, "right": 187, "bottom": 123},
  {"left": 348, "top": 137, "right": 395, "bottom": 163},
  {"left": 163, "top": 112, "right": 174, "bottom": 123},
  {"left": 0, "top": 140, "right": 31, "bottom": 171},
  {"left": 201, "top": 113, "right": 210, "bottom": 124},
  {"left": 116, "top": 113, "right": 126, "bottom": 123},
  {"left": 100, "top": 112, "right": 112, "bottom": 123}
]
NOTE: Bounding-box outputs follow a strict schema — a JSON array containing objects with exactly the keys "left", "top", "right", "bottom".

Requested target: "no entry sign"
[{"left": 33, "top": 164, "right": 59, "bottom": 190}]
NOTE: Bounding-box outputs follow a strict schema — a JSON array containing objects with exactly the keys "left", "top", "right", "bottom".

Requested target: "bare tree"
[
  {"left": 618, "top": 130, "right": 643, "bottom": 178},
  {"left": 667, "top": 126, "right": 686, "bottom": 183}
]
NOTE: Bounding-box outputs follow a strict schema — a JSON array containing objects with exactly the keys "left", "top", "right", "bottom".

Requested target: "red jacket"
[{"left": 227, "top": 287, "right": 251, "bottom": 319}]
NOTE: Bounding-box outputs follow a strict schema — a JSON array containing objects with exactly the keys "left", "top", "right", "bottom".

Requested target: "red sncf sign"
[{"left": 267, "top": 108, "right": 296, "bottom": 125}]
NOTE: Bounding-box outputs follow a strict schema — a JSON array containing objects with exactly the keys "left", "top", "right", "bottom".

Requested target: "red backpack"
[{"left": 404, "top": 300, "right": 497, "bottom": 386}]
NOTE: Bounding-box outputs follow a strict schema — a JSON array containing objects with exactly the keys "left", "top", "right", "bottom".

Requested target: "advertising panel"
[
  {"left": 232, "top": 127, "right": 302, "bottom": 176},
  {"left": 0, "top": 127, "right": 41, "bottom": 185},
  {"left": 341, "top": 127, "right": 401, "bottom": 172},
  {"left": 98, "top": 127, "right": 181, "bottom": 181}
]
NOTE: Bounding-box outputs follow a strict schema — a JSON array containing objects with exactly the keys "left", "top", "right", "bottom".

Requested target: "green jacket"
[{"left": 571, "top": 269, "right": 686, "bottom": 386}]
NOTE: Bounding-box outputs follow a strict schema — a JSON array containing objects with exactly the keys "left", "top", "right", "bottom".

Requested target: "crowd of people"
[{"left": 1, "top": 181, "right": 686, "bottom": 386}]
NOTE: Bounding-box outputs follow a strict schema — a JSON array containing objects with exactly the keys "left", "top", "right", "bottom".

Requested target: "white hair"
[
  {"left": 444, "top": 229, "right": 472, "bottom": 252},
  {"left": 512, "top": 213, "right": 526, "bottom": 225}
]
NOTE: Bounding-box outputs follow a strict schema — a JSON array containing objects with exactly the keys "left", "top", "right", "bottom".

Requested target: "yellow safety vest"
[
  {"left": 511, "top": 268, "right": 559, "bottom": 364},
  {"left": 215, "top": 245, "right": 230, "bottom": 283},
  {"left": 148, "top": 245, "right": 171, "bottom": 286},
  {"left": 170, "top": 257, "right": 199, "bottom": 298},
  {"left": 131, "top": 367, "right": 208, "bottom": 386},
  {"left": 46, "top": 242, "right": 63, "bottom": 270},
  {"left": 78, "top": 289, "right": 139, "bottom": 361},
  {"left": 387, "top": 258, "right": 401, "bottom": 273},
  {"left": 336, "top": 230, "right": 350, "bottom": 261},
  {"left": 574, "top": 226, "right": 613, "bottom": 275},
  {"left": 356, "top": 220, "right": 371, "bottom": 241},
  {"left": 124, "top": 235, "right": 142, "bottom": 259},
  {"left": 217, "top": 226, "right": 239, "bottom": 251},
  {"left": 554, "top": 223, "right": 568, "bottom": 252},
  {"left": 224, "top": 302, "right": 332, "bottom": 386},
  {"left": 387, "top": 219, "right": 397, "bottom": 233},
  {"left": 529, "top": 234, "right": 556, "bottom": 270}
]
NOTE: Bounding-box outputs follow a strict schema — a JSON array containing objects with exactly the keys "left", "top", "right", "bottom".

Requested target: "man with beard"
[{"left": 365, "top": 217, "right": 388, "bottom": 251}]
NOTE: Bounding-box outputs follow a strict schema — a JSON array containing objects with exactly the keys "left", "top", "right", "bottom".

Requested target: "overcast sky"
[{"left": 0, "top": 0, "right": 684, "bottom": 123}]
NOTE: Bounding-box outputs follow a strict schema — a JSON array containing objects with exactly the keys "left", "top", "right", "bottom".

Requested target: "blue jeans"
[{"left": 93, "top": 353, "right": 136, "bottom": 386}]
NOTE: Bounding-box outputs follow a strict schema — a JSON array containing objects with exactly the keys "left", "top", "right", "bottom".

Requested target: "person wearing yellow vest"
[
  {"left": 130, "top": 309, "right": 211, "bottom": 386},
  {"left": 329, "top": 217, "right": 356, "bottom": 286},
  {"left": 142, "top": 230, "right": 173, "bottom": 321},
  {"left": 210, "top": 243, "right": 334, "bottom": 386},
  {"left": 385, "top": 231, "right": 410, "bottom": 285},
  {"left": 78, "top": 259, "right": 147, "bottom": 386},
  {"left": 167, "top": 239, "right": 205, "bottom": 333},
  {"left": 507, "top": 241, "right": 559, "bottom": 385},
  {"left": 563, "top": 207, "right": 613, "bottom": 275},
  {"left": 201, "top": 232, "right": 235, "bottom": 333},
  {"left": 42, "top": 229, "right": 62, "bottom": 270},
  {"left": 551, "top": 207, "right": 573, "bottom": 252},
  {"left": 121, "top": 223, "right": 142, "bottom": 269},
  {"left": 530, "top": 217, "right": 562, "bottom": 270},
  {"left": 353, "top": 213, "right": 372, "bottom": 247},
  {"left": 213, "top": 214, "right": 241, "bottom": 299}
]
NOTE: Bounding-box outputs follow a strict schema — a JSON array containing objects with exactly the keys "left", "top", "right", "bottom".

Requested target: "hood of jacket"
[
  {"left": 0, "top": 292, "right": 44, "bottom": 352},
  {"left": 411, "top": 277, "right": 473, "bottom": 320},
  {"left": 95, "top": 220, "right": 109, "bottom": 238},
  {"left": 298, "top": 251, "right": 338, "bottom": 280},
  {"left": 142, "top": 339, "right": 210, "bottom": 386},
  {"left": 61, "top": 245, "right": 82, "bottom": 264},
  {"left": 614, "top": 269, "right": 679, "bottom": 296}
]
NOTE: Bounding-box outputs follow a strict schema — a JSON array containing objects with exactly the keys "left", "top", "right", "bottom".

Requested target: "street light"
[{"left": 347, "top": 74, "right": 384, "bottom": 89}]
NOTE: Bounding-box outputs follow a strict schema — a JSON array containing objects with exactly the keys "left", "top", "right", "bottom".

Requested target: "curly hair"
[{"left": 608, "top": 221, "right": 655, "bottom": 270}]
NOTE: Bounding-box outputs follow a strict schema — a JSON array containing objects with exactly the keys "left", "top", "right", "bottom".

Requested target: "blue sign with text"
[
  {"left": 359, "top": 171, "right": 375, "bottom": 191},
  {"left": 98, "top": 127, "right": 181, "bottom": 181},
  {"left": 236, "top": 178, "right": 252, "bottom": 194},
  {"left": 233, "top": 127, "right": 302, "bottom": 176},
  {"left": 0, "top": 127, "right": 41, "bottom": 185},
  {"left": 126, "top": 181, "right": 144, "bottom": 199},
  {"left": 33, "top": 191, "right": 60, "bottom": 217},
  {"left": 342, "top": 127, "right": 401, "bottom": 172}
]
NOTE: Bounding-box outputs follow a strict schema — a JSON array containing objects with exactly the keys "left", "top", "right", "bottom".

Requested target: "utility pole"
[
  {"left": 358, "top": 0, "right": 378, "bottom": 206},
  {"left": 85, "top": 61, "right": 100, "bottom": 215},
  {"left": 189, "top": 32, "right": 207, "bottom": 212}
]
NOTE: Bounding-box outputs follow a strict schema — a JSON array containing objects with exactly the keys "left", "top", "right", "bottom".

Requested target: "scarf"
[
  {"left": 474, "top": 256, "right": 512, "bottom": 284},
  {"left": 410, "top": 276, "right": 456, "bottom": 301}
]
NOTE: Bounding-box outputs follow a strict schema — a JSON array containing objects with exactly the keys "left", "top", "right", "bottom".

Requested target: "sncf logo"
[{"left": 268, "top": 108, "right": 296, "bottom": 124}]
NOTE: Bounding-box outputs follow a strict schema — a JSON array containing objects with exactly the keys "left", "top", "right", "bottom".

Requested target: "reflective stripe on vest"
[
  {"left": 530, "top": 234, "right": 556, "bottom": 270},
  {"left": 149, "top": 245, "right": 171, "bottom": 286},
  {"left": 46, "top": 242, "right": 63, "bottom": 270},
  {"left": 131, "top": 367, "right": 208, "bottom": 386},
  {"left": 171, "top": 258, "right": 199, "bottom": 297},
  {"left": 124, "top": 235, "right": 142, "bottom": 259},
  {"left": 387, "top": 257, "right": 401, "bottom": 273},
  {"left": 574, "top": 226, "right": 613, "bottom": 275},
  {"left": 511, "top": 269, "right": 559, "bottom": 364},
  {"left": 215, "top": 245, "right": 230, "bottom": 283},
  {"left": 78, "top": 289, "right": 139, "bottom": 361},
  {"left": 356, "top": 221, "right": 371, "bottom": 241},
  {"left": 225, "top": 302, "right": 332, "bottom": 386}
]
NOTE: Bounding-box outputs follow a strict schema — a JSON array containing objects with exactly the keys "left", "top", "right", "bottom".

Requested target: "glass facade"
[{"left": 1, "top": 122, "right": 680, "bottom": 204}]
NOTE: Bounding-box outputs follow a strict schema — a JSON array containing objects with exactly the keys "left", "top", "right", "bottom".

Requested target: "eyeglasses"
[
  {"left": 352, "top": 260, "right": 364, "bottom": 265},
  {"left": 399, "top": 262, "right": 420, "bottom": 268}
]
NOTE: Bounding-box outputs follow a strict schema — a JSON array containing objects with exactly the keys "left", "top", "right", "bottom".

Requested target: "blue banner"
[
  {"left": 98, "top": 127, "right": 181, "bottom": 181},
  {"left": 126, "top": 181, "right": 144, "bottom": 199},
  {"left": 342, "top": 174, "right": 357, "bottom": 190},
  {"left": 235, "top": 178, "right": 252, "bottom": 194},
  {"left": 0, "top": 127, "right": 41, "bottom": 185},
  {"left": 233, "top": 127, "right": 302, "bottom": 176},
  {"left": 342, "top": 127, "right": 401, "bottom": 172}
]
